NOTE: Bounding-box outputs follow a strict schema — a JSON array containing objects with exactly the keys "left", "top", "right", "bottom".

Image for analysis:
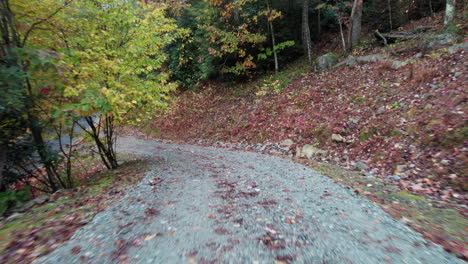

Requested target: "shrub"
[{"left": 0, "top": 186, "right": 31, "bottom": 215}]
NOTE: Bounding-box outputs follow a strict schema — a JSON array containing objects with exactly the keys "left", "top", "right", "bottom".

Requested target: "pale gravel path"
[{"left": 35, "top": 136, "right": 464, "bottom": 264}]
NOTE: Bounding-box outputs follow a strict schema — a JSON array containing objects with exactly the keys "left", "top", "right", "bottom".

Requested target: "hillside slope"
[
  {"left": 146, "top": 17, "right": 467, "bottom": 258},
  {"left": 152, "top": 40, "right": 466, "bottom": 203}
]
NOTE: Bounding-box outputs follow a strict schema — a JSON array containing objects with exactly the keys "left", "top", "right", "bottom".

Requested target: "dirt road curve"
[{"left": 35, "top": 136, "right": 463, "bottom": 264}]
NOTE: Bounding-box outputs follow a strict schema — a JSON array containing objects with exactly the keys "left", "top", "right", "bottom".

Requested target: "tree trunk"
[
  {"left": 1, "top": 0, "right": 62, "bottom": 192},
  {"left": 84, "top": 115, "right": 119, "bottom": 170},
  {"left": 387, "top": 0, "right": 393, "bottom": 30},
  {"left": 317, "top": 8, "right": 321, "bottom": 41},
  {"left": 265, "top": 0, "right": 279, "bottom": 74},
  {"left": 302, "top": 0, "right": 312, "bottom": 64},
  {"left": 0, "top": 145, "right": 6, "bottom": 192},
  {"left": 444, "top": 0, "right": 456, "bottom": 25},
  {"left": 338, "top": 16, "right": 347, "bottom": 52},
  {"left": 428, "top": 0, "right": 434, "bottom": 17},
  {"left": 347, "top": 0, "right": 363, "bottom": 50}
]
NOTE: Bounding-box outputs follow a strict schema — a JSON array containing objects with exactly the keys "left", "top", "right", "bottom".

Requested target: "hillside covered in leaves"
[{"left": 151, "top": 17, "right": 467, "bottom": 204}]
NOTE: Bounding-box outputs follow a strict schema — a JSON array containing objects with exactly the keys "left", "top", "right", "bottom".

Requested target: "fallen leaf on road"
[
  {"left": 144, "top": 234, "right": 158, "bottom": 241},
  {"left": 71, "top": 246, "right": 81, "bottom": 255}
]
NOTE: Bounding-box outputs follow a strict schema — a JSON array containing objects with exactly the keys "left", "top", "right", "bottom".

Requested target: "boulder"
[
  {"left": 296, "top": 144, "right": 328, "bottom": 159},
  {"left": 420, "top": 33, "right": 455, "bottom": 51},
  {"left": 334, "top": 55, "right": 358, "bottom": 68},
  {"left": 448, "top": 42, "right": 468, "bottom": 54},
  {"left": 315, "top": 52, "right": 338, "bottom": 72},
  {"left": 14, "top": 196, "right": 49, "bottom": 212}
]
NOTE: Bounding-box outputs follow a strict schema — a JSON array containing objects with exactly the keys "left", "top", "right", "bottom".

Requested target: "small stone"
[
  {"left": 6, "top": 212, "right": 23, "bottom": 222},
  {"left": 387, "top": 175, "right": 401, "bottom": 180},
  {"left": 355, "top": 162, "right": 369, "bottom": 170},
  {"left": 440, "top": 159, "right": 450, "bottom": 165},
  {"left": 429, "top": 84, "right": 439, "bottom": 90},
  {"left": 396, "top": 165, "right": 407, "bottom": 172},
  {"left": 298, "top": 144, "right": 329, "bottom": 158},
  {"left": 454, "top": 72, "right": 462, "bottom": 78},
  {"left": 349, "top": 117, "right": 361, "bottom": 124},
  {"left": 331, "top": 134, "right": 345, "bottom": 142},
  {"left": 279, "top": 139, "right": 294, "bottom": 147},
  {"left": 413, "top": 53, "right": 423, "bottom": 59},
  {"left": 376, "top": 106, "right": 386, "bottom": 115}
]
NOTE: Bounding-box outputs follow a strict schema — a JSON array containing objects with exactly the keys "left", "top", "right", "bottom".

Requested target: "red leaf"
[{"left": 71, "top": 246, "right": 81, "bottom": 255}]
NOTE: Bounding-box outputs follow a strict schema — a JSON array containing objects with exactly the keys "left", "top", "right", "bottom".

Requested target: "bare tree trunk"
[
  {"left": 0, "top": 146, "right": 7, "bottom": 192},
  {"left": 387, "top": 0, "right": 393, "bottom": 30},
  {"left": 338, "top": 16, "right": 347, "bottom": 52},
  {"left": 265, "top": 0, "right": 279, "bottom": 74},
  {"left": 347, "top": 0, "right": 363, "bottom": 50},
  {"left": 302, "top": 0, "right": 312, "bottom": 64},
  {"left": 82, "top": 115, "right": 119, "bottom": 170},
  {"left": 317, "top": 8, "right": 321, "bottom": 40},
  {"left": 444, "top": 0, "right": 456, "bottom": 25},
  {"left": 428, "top": 0, "right": 434, "bottom": 17}
]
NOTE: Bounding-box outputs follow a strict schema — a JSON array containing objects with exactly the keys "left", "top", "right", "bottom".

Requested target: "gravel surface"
[{"left": 35, "top": 136, "right": 463, "bottom": 264}]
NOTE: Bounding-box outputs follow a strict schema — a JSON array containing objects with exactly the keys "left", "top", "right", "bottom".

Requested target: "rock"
[
  {"left": 13, "top": 196, "right": 49, "bottom": 213},
  {"left": 279, "top": 139, "right": 294, "bottom": 148},
  {"left": 448, "top": 42, "right": 468, "bottom": 54},
  {"left": 355, "top": 54, "right": 388, "bottom": 64},
  {"left": 413, "top": 53, "right": 423, "bottom": 59},
  {"left": 355, "top": 162, "right": 369, "bottom": 170},
  {"left": 387, "top": 175, "right": 401, "bottom": 180},
  {"left": 296, "top": 144, "right": 328, "bottom": 159},
  {"left": 331, "top": 134, "right": 345, "bottom": 142},
  {"left": 6, "top": 212, "right": 23, "bottom": 222},
  {"left": 334, "top": 55, "right": 357, "bottom": 68},
  {"left": 389, "top": 59, "right": 407, "bottom": 69},
  {"left": 376, "top": 106, "right": 386, "bottom": 115},
  {"left": 396, "top": 165, "right": 407, "bottom": 172},
  {"left": 349, "top": 117, "right": 361, "bottom": 124},
  {"left": 409, "top": 184, "right": 423, "bottom": 192},
  {"left": 440, "top": 159, "right": 450, "bottom": 165},
  {"left": 316, "top": 52, "right": 338, "bottom": 72},
  {"left": 420, "top": 33, "right": 455, "bottom": 51}
]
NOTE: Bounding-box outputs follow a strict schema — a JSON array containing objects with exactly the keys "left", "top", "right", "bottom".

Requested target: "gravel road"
[{"left": 35, "top": 136, "right": 464, "bottom": 264}]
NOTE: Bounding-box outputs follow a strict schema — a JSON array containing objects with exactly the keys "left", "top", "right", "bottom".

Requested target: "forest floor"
[{"left": 146, "top": 15, "right": 467, "bottom": 259}]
